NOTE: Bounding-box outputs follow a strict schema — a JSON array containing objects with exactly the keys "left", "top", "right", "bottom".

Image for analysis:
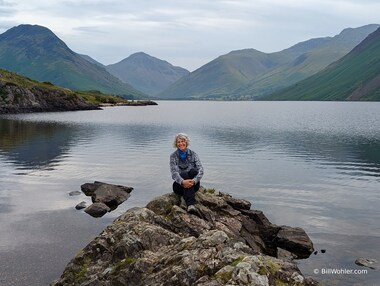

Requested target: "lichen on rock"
[{"left": 51, "top": 187, "right": 318, "bottom": 286}]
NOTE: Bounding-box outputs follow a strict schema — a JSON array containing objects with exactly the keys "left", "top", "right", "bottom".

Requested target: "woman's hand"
[{"left": 182, "top": 179, "right": 194, "bottom": 188}]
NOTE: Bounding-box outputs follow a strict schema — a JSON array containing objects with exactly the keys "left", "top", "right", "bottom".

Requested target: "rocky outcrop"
[
  {"left": 52, "top": 188, "right": 317, "bottom": 286},
  {"left": 0, "top": 80, "right": 100, "bottom": 114},
  {"left": 80, "top": 182, "right": 133, "bottom": 218}
]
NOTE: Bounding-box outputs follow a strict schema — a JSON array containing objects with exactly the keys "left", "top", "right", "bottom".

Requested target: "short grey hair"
[{"left": 173, "top": 133, "right": 190, "bottom": 148}]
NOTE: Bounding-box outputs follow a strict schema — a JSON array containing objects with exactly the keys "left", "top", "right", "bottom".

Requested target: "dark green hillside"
[
  {"left": 0, "top": 24, "right": 145, "bottom": 98},
  {"left": 106, "top": 52, "right": 189, "bottom": 96},
  {"left": 158, "top": 49, "right": 290, "bottom": 99},
  {"left": 158, "top": 24, "right": 379, "bottom": 100},
  {"left": 235, "top": 24, "right": 380, "bottom": 99},
  {"left": 265, "top": 27, "right": 380, "bottom": 101}
]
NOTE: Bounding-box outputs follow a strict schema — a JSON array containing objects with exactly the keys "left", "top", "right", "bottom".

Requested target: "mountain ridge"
[
  {"left": 158, "top": 48, "right": 290, "bottom": 99},
  {"left": 1, "top": 23, "right": 379, "bottom": 101},
  {"left": 265, "top": 27, "right": 380, "bottom": 101},
  {"left": 158, "top": 24, "right": 380, "bottom": 100},
  {"left": 106, "top": 52, "right": 189, "bottom": 95},
  {"left": 0, "top": 24, "right": 145, "bottom": 98}
]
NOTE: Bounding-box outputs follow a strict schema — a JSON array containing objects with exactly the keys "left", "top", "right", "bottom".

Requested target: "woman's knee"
[{"left": 188, "top": 168, "right": 198, "bottom": 179}]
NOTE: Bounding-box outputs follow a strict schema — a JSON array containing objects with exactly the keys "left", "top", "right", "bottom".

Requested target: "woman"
[{"left": 170, "top": 133, "right": 204, "bottom": 213}]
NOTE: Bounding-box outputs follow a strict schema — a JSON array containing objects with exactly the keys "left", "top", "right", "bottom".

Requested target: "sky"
[{"left": 0, "top": 0, "right": 379, "bottom": 71}]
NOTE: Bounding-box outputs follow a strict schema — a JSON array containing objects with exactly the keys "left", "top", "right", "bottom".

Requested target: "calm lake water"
[{"left": 0, "top": 101, "right": 379, "bottom": 285}]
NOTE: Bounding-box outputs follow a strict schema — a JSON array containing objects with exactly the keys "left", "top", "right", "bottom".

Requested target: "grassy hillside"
[
  {"left": 234, "top": 24, "right": 380, "bottom": 99},
  {"left": 158, "top": 24, "right": 379, "bottom": 100},
  {"left": 265, "top": 28, "right": 380, "bottom": 101},
  {"left": 158, "top": 49, "right": 290, "bottom": 99},
  {"left": 0, "top": 24, "right": 145, "bottom": 99}
]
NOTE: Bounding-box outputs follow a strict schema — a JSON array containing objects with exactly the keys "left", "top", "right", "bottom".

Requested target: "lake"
[{"left": 0, "top": 101, "right": 379, "bottom": 285}]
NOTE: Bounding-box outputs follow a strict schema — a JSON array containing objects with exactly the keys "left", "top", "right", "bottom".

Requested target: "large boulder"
[
  {"left": 52, "top": 187, "right": 317, "bottom": 285},
  {"left": 80, "top": 181, "right": 133, "bottom": 217}
]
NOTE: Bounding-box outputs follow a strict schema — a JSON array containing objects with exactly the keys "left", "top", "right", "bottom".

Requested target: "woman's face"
[{"left": 176, "top": 138, "right": 187, "bottom": 151}]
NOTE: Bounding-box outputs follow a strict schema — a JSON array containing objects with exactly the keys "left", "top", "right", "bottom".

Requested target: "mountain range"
[
  {"left": 0, "top": 23, "right": 379, "bottom": 101},
  {"left": 265, "top": 27, "right": 380, "bottom": 101},
  {"left": 158, "top": 24, "right": 380, "bottom": 100},
  {"left": 0, "top": 24, "right": 144, "bottom": 98}
]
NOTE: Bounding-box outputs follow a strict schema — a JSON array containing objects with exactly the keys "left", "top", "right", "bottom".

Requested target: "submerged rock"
[
  {"left": 80, "top": 181, "right": 133, "bottom": 217},
  {"left": 69, "top": 191, "right": 82, "bottom": 196},
  {"left": 52, "top": 187, "right": 317, "bottom": 285},
  {"left": 355, "top": 258, "right": 379, "bottom": 270},
  {"left": 75, "top": 201, "right": 87, "bottom": 210}
]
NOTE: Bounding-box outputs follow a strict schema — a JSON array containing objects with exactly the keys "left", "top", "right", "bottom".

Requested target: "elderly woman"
[{"left": 170, "top": 133, "right": 204, "bottom": 213}]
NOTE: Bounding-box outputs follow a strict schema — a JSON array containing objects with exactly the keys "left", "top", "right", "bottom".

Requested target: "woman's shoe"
[{"left": 187, "top": 205, "right": 197, "bottom": 214}]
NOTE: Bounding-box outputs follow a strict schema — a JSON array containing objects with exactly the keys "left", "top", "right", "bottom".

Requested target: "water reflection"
[
  {"left": 201, "top": 126, "right": 380, "bottom": 179},
  {"left": 0, "top": 119, "right": 75, "bottom": 169},
  {"left": 117, "top": 124, "right": 174, "bottom": 148}
]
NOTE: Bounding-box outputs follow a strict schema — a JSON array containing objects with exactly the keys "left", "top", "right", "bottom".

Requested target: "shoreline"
[{"left": 99, "top": 100, "right": 158, "bottom": 107}]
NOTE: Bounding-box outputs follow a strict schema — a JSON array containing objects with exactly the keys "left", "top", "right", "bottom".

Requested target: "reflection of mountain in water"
[
  {"left": 0, "top": 119, "right": 76, "bottom": 169},
  {"left": 202, "top": 127, "right": 380, "bottom": 178}
]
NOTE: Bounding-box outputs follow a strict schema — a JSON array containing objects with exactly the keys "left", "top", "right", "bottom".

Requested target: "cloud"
[{"left": 0, "top": 0, "right": 379, "bottom": 70}]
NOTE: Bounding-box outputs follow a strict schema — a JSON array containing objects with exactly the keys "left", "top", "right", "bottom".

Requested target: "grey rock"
[
  {"left": 92, "top": 183, "right": 132, "bottom": 208},
  {"left": 355, "top": 258, "right": 379, "bottom": 270},
  {"left": 275, "top": 226, "right": 314, "bottom": 259},
  {"left": 51, "top": 187, "right": 316, "bottom": 286},
  {"left": 80, "top": 181, "right": 133, "bottom": 216},
  {"left": 69, "top": 191, "right": 82, "bottom": 196},
  {"left": 84, "top": 202, "right": 111, "bottom": 218},
  {"left": 75, "top": 201, "right": 87, "bottom": 210},
  {"left": 277, "top": 247, "right": 296, "bottom": 261},
  {"left": 81, "top": 183, "right": 99, "bottom": 196}
]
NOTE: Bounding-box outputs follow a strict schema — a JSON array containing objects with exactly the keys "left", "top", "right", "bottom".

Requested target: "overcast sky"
[{"left": 0, "top": 0, "right": 379, "bottom": 71}]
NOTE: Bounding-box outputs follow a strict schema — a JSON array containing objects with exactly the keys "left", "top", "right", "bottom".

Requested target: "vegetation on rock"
[{"left": 0, "top": 68, "right": 155, "bottom": 114}]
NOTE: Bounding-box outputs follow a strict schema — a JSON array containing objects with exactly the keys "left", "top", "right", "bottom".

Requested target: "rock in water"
[
  {"left": 80, "top": 181, "right": 133, "bottom": 217},
  {"left": 51, "top": 187, "right": 317, "bottom": 286},
  {"left": 69, "top": 191, "right": 82, "bottom": 196},
  {"left": 75, "top": 201, "right": 87, "bottom": 210},
  {"left": 355, "top": 258, "right": 379, "bottom": 270},
  {"left": 84, "top": 202, "right": 111, "bottom": 218}
]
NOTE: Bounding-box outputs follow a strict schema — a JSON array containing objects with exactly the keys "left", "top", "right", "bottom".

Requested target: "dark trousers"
[{"left": 173, "top": 168, "right": 200, "bottom": 206}]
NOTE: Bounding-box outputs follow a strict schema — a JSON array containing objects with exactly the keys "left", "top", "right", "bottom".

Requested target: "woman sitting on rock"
[{"left": 170, "top": 133, "right": 204, "bottom": 213}]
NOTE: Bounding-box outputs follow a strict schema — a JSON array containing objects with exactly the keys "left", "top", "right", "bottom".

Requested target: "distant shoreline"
[{"left": 99, "top": 100, "right": 158, "bottom": 107}]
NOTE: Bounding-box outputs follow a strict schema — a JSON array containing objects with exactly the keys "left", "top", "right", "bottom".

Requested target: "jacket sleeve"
[
  {"left": 192, "top": 151, "right": 204, "bottom": 184},
  {"left": 170, "top": 152, "right": 183, "bottom": 185}
]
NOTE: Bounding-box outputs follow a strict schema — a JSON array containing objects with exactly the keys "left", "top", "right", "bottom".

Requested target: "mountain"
[
  {"left": 106, "top": 52, "right": 189, "bottom": 95},
  {"left": 79, "top": 54, "right": 105, "bottom": 68},
  {"left": 264, "top": 27, "right": 380, "bottom": 101},
  {"left": 236, "top": 24, "right": 380, "bottom": 99},
  {"left": 0, "top": 24, "right": 145, "bottom": 98},
  {"left": 158, "top": 24, "right": 380, "bottom": 100},
  {"left": 158, "top": 49, "right": 290, "bottom": 99}
]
